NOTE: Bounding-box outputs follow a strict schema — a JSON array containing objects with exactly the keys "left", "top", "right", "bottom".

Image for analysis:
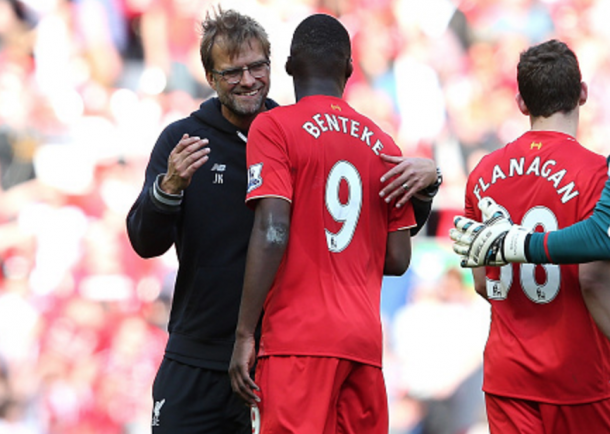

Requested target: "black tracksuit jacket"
[{"left": 126, "top": 97, "right": 278, "bottom": 370}]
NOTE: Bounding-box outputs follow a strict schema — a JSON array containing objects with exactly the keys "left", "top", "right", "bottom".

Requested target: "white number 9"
[{"left": 325, "top": 161, "right": 363, "bottom": 252}]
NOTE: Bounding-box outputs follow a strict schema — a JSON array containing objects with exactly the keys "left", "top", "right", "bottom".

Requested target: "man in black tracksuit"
[
  {"left": 128, "top": 98, "right": 275, "bottom": 432},
  {"left": 127, "top": 9, "right": 276, "bottom": 433},
  {"left": 127, "top": 7, "right": 441, "bottom": 434}
]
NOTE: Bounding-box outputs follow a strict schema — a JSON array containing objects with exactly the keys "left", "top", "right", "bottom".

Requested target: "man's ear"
[
  {"left": 206, "top": 71, "right": 216, "bottom": 90},
  {"left": 579, "top": 81, "right": 588, "bottom": 106},
  {"left": 285, "top": 56, "right": 293, "bottom": 76},
  {"left": 346, "top": 58, "right": 353, "bottom": 79},
  {"left": 516, "top": 93, "right": 529, "bottom": 116}
]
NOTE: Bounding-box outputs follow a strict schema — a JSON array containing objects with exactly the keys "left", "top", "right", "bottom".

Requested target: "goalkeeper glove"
[{"left": 449, "top": 197, "right": 531, "bottom": 267}]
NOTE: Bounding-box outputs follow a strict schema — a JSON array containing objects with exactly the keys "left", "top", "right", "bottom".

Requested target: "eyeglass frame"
[{"left": 211, "top": 59, "right": 270, "bottom": 84}]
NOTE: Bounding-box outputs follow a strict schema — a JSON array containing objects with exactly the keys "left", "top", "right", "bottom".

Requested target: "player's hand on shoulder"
[
  {"left": 161, "top": 134, "right": 211, "bottom": 194},
  {"left": 449, "top": 197, "right": 531, "bottom": 267}
]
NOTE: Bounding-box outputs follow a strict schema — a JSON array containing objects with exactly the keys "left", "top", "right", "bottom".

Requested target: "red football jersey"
[
  {"left": 465, "top": 131, "right": 610, "bottom": 404},
  {"left": 246, "top": 95, "right": 416, "bottom": 367}
]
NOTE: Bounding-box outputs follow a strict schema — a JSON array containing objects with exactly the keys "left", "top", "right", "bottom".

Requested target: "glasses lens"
[
  {"left": 224, "top": 70, "right": 242, "bottom": 84},
  {"left": 220, "top": 61, "right": 268, "bottom": 84},
  {"left": 249, "top": 62, "right": 269, "bottom": 78}
]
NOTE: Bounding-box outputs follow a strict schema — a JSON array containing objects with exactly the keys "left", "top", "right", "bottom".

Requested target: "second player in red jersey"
[
  {"left": 246, "top": 94, "right": 415, "bottom": 367},
  {"left": 462, "top": 40, "right": 610, "bottom": 434},
  {"left": 229, "top": 14, "right": 416, "bottom": 434},
  {"left": 465, "top": 130, "right": 610, "bottom": 402}
]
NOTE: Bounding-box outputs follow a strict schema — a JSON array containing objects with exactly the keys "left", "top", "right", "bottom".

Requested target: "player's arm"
[
  {"left": 471, "top": 267, "right": 488, "bottom": 301},
  {"left": 384, "top": 229, "right": 412, "bottom": 276},
  {"left": 527, "top": 180, "right": 610, "bottom": 263},
  {"left": 579, "top": 261, "right": 610, "bottom": 340},
  {"left": 450, "top": 197, "right": 531, "bottom": 267},
  {"left": 229, "top": 197, "right": 290, "bottom": 405},
  {"left": 452, "top": 181, "right": 610, "bottom": 266}
]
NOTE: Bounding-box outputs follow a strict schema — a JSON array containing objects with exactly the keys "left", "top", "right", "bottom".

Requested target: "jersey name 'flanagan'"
[
  {"left": 302, "top": 112, "right": 385, "bottom": 156},
  {"left": 473, "top": 156, "right": 579, "bottom": 204}
]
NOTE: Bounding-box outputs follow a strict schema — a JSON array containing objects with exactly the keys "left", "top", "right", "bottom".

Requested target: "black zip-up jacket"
[{"left": 126, "top": 97, "right": 278, "bottom": 370}]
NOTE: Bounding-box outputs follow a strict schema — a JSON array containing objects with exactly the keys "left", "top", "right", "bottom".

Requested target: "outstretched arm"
[
  {"left": 229, "top": 197, "right": 291, "bottom": 405},
  {"left": 450, "top": 197, "right": 531, "bottom": 267},
  {"left": 527, "top": 179, "right": 610, "bottom": 263},
  {"left": 451, "top": 185, "right": 610, "bottom": 266}
]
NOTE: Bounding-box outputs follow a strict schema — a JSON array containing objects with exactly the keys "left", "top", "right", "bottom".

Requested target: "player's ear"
[
  {"left": 579, "top": 81, "right": 588, "bottom": 106},
  {"left": 285, "top": 56, "right": 293, "bottom": 76},
  {"left": 516, "top": 93, "right": 529, "bottom": 116},
  {"left": 345, "top": 58, "right": 353, "bottom": 79}
]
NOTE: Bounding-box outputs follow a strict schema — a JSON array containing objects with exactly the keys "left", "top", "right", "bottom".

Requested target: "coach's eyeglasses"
[{"left": 212, "top": 60, "right": 270, "bottom": 85}]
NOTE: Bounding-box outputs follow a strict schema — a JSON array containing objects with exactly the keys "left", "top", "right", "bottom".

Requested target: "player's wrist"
[
  {"left": 502, "top": 226, "right": 531, "bottom": 263},
  {"left": 235, "top": 326, "right": 256, "bottom": 340},
  {"left": 523, "top": 233, "right": 533, "bottom": 262}
]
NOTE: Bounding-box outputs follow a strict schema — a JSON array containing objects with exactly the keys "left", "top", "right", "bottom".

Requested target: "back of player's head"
[
  {"left": 199, "top": 6, "right": 270, "bottom": 73},
  {"left": 517, "top": 39, "right": 581, "bottom": 118},
  {"left": 289, "top": 14, "right": 351, "bottom": 77}
]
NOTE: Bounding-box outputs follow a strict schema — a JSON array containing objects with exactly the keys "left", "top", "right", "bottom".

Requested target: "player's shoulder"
[
  {"left": 573, "top": 142, "right": 607, "bottom": 162},
  {"left": 251, "top": 105, "right": 292, "bottom": 131}
]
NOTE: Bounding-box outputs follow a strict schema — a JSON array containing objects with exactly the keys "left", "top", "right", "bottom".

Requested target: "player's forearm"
[
  {"left": 528, "top": 223, "right": 610, "bottom": 264},
  {"left": 236, "top": 202, "right": 290, "bottom": 337},
  {"left": 236, "top": 243, "right": 285, "bottom": 337},
  {"left": 527, "top": 186, "right": 610, "bottom": 263},
  {"left": 472, "top": 268, "right": 489, "bottom": 302},
  {"left": 580, "top": 261, "right": 610, "bottom": 340}
]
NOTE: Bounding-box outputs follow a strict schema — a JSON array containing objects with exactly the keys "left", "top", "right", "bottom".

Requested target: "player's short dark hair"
[
  {"left": 199, "top": 7, "right": 270, "bottom": 73},
  {"left": 290, "top": 14, "right": 351, "bottom": 72},
  {"left": 517, "top": 39, "right": 581, "bottom": 118}
]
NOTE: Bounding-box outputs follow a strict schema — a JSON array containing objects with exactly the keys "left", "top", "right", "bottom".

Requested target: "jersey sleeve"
[
  {"left": 245, "top": 113, "right": 293, "bottom": 206},
  {"left": 463, "top": 156, "right": 483, "bottom": 221},
  {"left": 388, "top": 200, "right": 416, "bottom": 232},
  {"left": 528, "top": 175, "right": 610, "bottom": 263}
]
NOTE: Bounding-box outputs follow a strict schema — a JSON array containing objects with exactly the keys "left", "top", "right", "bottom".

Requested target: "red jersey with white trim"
[
  {"left": 464, "top": 130, "right": 610, "bottom": 404},
  {"left": 246, "top": 95, "right": 416, "bottom": 368}
]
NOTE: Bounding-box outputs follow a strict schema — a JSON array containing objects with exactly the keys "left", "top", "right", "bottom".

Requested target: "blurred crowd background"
[{"left": 0, "top": 0, "right": 608, "bottom": 433}]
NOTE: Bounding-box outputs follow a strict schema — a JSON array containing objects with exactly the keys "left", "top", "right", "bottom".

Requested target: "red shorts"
[
  {"left": 485, "top": 393, "right": 610, "bottom": 434},
  {"left": 253, "top": 356, "right": 388, "bottom": 434}
]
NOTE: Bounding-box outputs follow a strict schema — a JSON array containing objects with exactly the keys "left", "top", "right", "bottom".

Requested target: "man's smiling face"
[{"left": 207, "top": 38, "right": 271, "bottom": 128}]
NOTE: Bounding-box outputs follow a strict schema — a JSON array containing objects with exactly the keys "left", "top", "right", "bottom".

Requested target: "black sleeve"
[
  {"left": 410, "top": 196, "right": 433, "bottom": 236},
  {"left": 125, "top": 126, "right": 182, "bottom": 258}
]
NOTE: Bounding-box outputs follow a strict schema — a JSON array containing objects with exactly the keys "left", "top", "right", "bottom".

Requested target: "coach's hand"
[
  {"left": 229, "top": 335, "right": 260, "bottom": 405},
  {"left": 449, "top": 197, "right": 531, "bottom": 267},
  {"left": 379, "top": 155, "right": 437, "bottom": 207},
  {"left": 161, "top": 134, "right": 210, "bottom": 194}
]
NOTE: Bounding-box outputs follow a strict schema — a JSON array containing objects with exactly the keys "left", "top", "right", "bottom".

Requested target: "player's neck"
[
  {"left": 529, "top": 111, "right": 579, "bottom": 138},
  {"left": 293, "top": 77, "right": 344, "bottom": 101}
]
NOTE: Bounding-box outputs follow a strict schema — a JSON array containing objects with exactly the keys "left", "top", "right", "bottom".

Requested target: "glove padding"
[{"left": 449, "top": 197, "right": 531, "bottom": 267}]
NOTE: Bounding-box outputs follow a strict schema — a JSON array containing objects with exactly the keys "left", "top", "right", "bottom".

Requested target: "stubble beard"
[{"left": 218, "top": 90, "right": 267, "bottom": 118}]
